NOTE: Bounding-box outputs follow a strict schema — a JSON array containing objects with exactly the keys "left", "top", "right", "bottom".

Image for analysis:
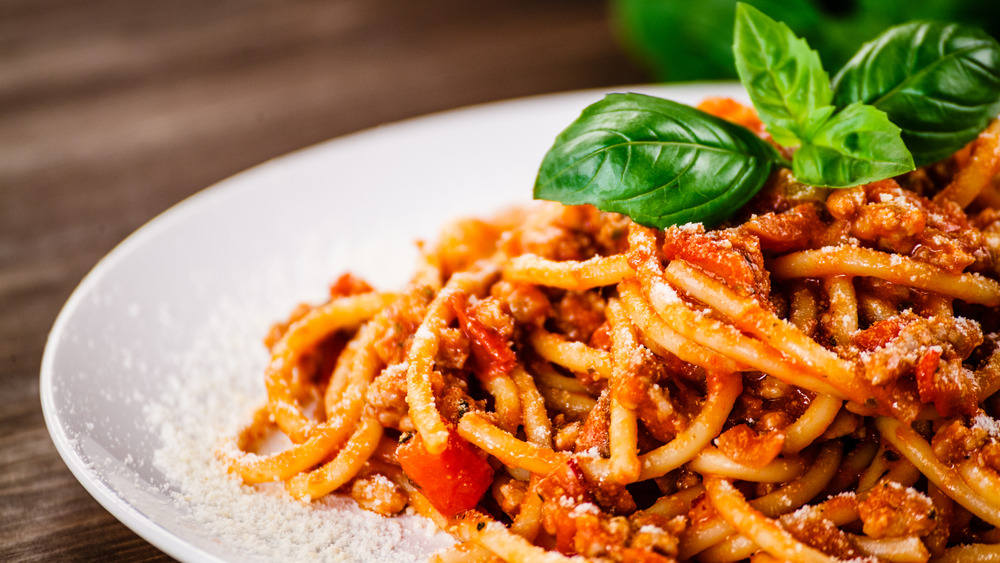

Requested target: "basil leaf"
[
  {"left": 833, "top": 21, "right": 1000, "bottom": 166},
  {"left": 792, "top": 102, "right": 915, "bottom": 187},
  {"left": 732, "top": 3, "right": 833, "bottom": 146},
  {"left": 534, "top": 93, "right": 782, "bottom": 229}
]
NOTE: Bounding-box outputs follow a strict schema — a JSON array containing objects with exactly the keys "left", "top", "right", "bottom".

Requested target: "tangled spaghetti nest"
[{"left": 219, "top": 104, "right": 1000, "bottom": 563}]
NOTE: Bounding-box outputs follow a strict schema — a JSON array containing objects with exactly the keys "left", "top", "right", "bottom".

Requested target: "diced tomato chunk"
[
  {"left": 451, "top": 294, "right": 516, "bottom": 380},
  {"left": 716, "top": 423, "right": 784, "bottom": 468},
  {"left": 914, "top": 347, "right": 942, "bottom": 406},
  {"left": 851, "top": 315, "right": 910, "bottom": 351},
  {"left": 396, "top": 429, "right": 493, "bottom": 517}
]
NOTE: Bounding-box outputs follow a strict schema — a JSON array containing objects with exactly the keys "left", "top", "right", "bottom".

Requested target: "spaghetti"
[{"left": 219, "top": 99, "right": 1000, "bottom": 562}]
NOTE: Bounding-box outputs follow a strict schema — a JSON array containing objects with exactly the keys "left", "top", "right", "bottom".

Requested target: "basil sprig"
[
  {"left": 833, "top": 21, "right": 1000, "bottom": 167},
  {"left": 534, "top": 3, "right": 1000, "bottom": 229},
  {"left": 733, "top": 3, "right": 914, "bottom": 188}
]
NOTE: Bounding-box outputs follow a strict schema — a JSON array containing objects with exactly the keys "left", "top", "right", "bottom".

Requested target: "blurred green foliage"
[{"left": 612, "top": 0, "right": 1000, "bottom": 82}]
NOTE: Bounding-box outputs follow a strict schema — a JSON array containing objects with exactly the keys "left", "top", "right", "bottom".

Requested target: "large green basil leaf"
[
  {"left": 534, "top": 93, "right": 783, "bottom": 229},
  {"left": 832, "top": 21, "right": 1000, "bottom": 166},
  {"left": 732, "top": 3, "right": 834, "bottom": 146},
  {"left": 793, "top": 102, "right": 914, "bottom": 187}
]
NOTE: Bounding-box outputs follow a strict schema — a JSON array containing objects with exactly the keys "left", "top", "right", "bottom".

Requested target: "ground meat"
[
  {"left": 829, "top": 178, "right": 987, "bottom": 273},
  {"left": 784, "top": 512, "right": 863, "bottom": 560},
  {"left": 571, "top": 515, "right": 635, "bottom": 560},
  {"left": 810, "top": 218, "right": 859, "bottom": 249},
  {"left": 981, "top": 231, "right": 1000, "bottom": 278},
  {"left": 615, "top": 347, "right": 694, "bottom": 443},
  {"left": 549, "top": 205, "right": 631, "bottom": 257},
  {"left": 972, "top": 207, "right": 1000, "bottom": 233},
  {"left": 740, "top": 203, "right": 823, "bottom": 253},
  {"left": 932, "top": 418, "right": 990, "bottom": 464},
  {"left": 857, "top": 480, "right": 936, "bottom": 538},
  {"left": 854, "top": 313, "right": 983, "bottom": 417},
  {"left": 575, "top": 389, "right": 611, "bottom": 458},
  {"left": 507, "top": 204, "right": 628, "bottom": 261},
  {"left": 635, "top": 383, "right": 687, "bottom": 444},
  {"left": 467, "top": 296, "right": 515, "bottom": 340},
  {"left": 373, "top": 287, "right": 434, "bottom": 365},
  {"left": 850, "top": 190, "right": 928, "bottom": 253},
  {"left": 536, "top": 460, "right": 673, "bottom": 561},
  {"left": 365, "top": 364, "right": 410, "bottom": 430},
  {"left": 594, "top": 213, "right": 632, "bottom": 256},
  {"left": 553, "top": 290, "right": 606, "bottom": 343},
  {"left": 491, "top": 474, "right": 527, "bottom": 518},
  {"left": 589, "top": 478, "right": 637, "bottom": 518},
  {"left": 911, "top": 231, "right": 984, "bottom": 273},
  {"left": 350, "top": 473, "right": 407, "bottom": 516},
  {"left": 518, "top": 223, "right": 595, "bottom": 261},
  {"left": 980, "top": 442, "right": 1000, "bottom": 474},
  {"left": 727, "top": 373, "right": 812, "bottom": 433},
  {"left": 715, "top": 424, "right": 785, "bottom": 468},
  {"left": 436, "top": 381, "right": 476, "bottom": 425},
  {"left": 490, "top": 280, "right": 552, "bottom": 327},
  {"left": 627, "top": 512, "right": 685, "bottom": 557},
  {"left": 575, "top": 514, "right": 682, "bottom": 562},
  {"left": 661, "top": 224, "right": 771, "bottom": 307},
  {"left": 826, "top": 187, "right": 867, "bottom": 220},
  {"left": 860, "top": 314, "right": 982, "bottom": 385},
  {"left": 434, "top": 327, "right": 469, "bottom": 370}
]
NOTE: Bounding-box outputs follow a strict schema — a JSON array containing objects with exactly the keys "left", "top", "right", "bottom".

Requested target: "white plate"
[{"left": 41, "top": 83, "right": 745, "bottom": 562}]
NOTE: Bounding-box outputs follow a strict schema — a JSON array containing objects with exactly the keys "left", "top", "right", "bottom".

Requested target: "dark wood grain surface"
[{"left": 0, "top": 1, "right": 645, "bottom": 560}]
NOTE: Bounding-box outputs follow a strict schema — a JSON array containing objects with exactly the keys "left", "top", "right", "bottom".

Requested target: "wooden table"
[{"left": 0, "top": 1, "right": 644, "bottom": 559}]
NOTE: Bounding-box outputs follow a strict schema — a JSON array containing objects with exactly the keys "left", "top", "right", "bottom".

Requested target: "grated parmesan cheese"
[
  {"left": 973, "top": 412, "right": 1000, "bottom": 439},
  {"left": 649, "top": 280, "right": 681, "bottom": 306},
  {"left": 143, "top": 237, "right": 454, "bottom": 561},
  {"left": 569, "top": 502, "right": 599, "bottom": 517}
]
